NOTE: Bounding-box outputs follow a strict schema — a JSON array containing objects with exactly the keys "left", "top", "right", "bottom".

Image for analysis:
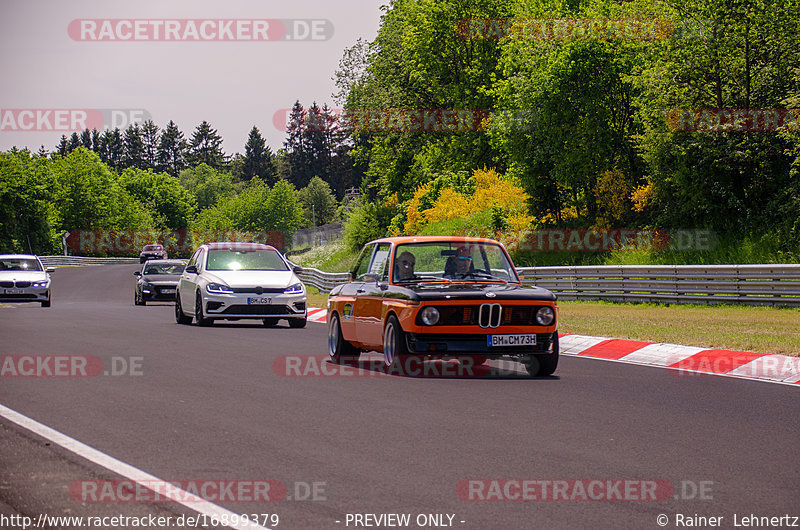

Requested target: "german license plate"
[
  {"left": 488, "top": 334, "right": 537, "bottom": 347},
  {"left": 4, "top": 289, "right": 23, "bottom": 294},
  {"left": 248, "top": 297, "right": 272, "bottom": 305},
  {"left": 161, "top": 288, "right": 175, "bottom": 294}
]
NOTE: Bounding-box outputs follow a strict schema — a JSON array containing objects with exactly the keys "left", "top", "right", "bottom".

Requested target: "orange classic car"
[{"left": 327, "top": 236, "right": 559, "bottom": 376}]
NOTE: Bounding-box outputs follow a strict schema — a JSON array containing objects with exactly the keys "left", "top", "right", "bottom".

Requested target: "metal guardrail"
[
  {"left": 38, "top": 257, "right": 800, "bottom": 306},
  {"left": 300, "top": 263, "right": 800, "bottom": 307},
  {"left": 40, "top": 256, "right": 140, "bottom": 267},
  {"left": 517, "top": 264, "right": 800, "bottom": 306},
  {"left": 296, "top": 267, "right": 351, "bottom": 293}
]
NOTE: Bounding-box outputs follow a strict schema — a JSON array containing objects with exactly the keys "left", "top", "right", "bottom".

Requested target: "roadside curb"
[{"left": 307, "top": 308, "right": 800, "bottom": 385}]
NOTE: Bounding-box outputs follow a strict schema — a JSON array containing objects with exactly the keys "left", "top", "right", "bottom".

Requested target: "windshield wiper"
[
  {"left": 398, "top": 275, "right": 452, "bottom": 284},
  {"left": 459, "top": 271, "right": 509, "bottom": 284}
]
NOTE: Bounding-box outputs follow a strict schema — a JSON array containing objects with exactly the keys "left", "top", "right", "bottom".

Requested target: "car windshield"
[
  {"left": 143, "top": 245, "right": 162, "bottom": 251},
  {"left": 143, "top": 263, "right": 184, "bottom": 275},
  {"left": 206, "top": 249, "right": 288, "bottom": 271},
  {"left": 392, "top": 242, "right": 518, "bottom": 283},
  {"left": 0, "top": 258, "right": 43, "bottom": 271}
]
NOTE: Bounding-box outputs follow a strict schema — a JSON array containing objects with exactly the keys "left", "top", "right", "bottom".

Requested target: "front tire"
[
  {"left": 383, "top": 315, "right": 408, "bottom": 370},
  {"left": 175, "top": 293, "right": 192, "bottom": 324},
  {"left": 41, "top": 296, "right": 51, "bottom": 308},
  {"left": 194, "top": 292, "right": 214, "bottom": 326},
  {"left": 525, "top": 333, "right": 559, "bottom": 377},
  {"left": 328, "top": 313, "right": 360, "bottom": 363},
  {"left": 262, "top": 318, "right": 279, "bottom": 327}
]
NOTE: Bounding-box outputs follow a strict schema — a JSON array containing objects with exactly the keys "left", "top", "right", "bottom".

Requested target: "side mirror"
[
  {"left": 293, "top": 266, "right": 304, "bottom": 274},
  {"left": 133, "top": 271, "right": 141, "bottom": 277},
  {"left": 363, "top": 273, "right": 379, "bottom": 283},
  {"left": 46, "top": 267, "right": 55, "bottom": 273},
  {"left": 185, "top": 265, "right": 198, "bottom": 274}
]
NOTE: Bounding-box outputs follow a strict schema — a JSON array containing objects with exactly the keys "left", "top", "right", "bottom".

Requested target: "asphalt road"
[{"left": 1, "top": 265, "right": 798, "bottom": 530}]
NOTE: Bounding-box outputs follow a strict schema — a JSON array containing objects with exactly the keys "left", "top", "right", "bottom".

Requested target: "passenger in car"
[
  {"left": 395, "top": 251, "right": 416, "bottom": 281},
  {"left": 444, "top": 246, "right": 474, "bottom": 277}
]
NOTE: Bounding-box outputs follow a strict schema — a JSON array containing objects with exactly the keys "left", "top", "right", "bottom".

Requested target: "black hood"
[{"left": 406, "top": 282, "right": 556, "bottom": 302}]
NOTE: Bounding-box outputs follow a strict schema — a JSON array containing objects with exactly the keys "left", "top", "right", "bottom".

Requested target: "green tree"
[
  {"left": 124, "top": 124, "right": 146, "bottom": 169},
  {"left": 242, "top": 126, "right": 276, "bottom": 183},
  {"left": 157, "top": 120, "right": 188, "bottom": 177},
  {"left": 188, "top": 120, "right": 226, "bottom": 169},
  {"left": 51, "top": 148, "right": 153, "bottom": 231},
  {"left": 119, "top": 168, "right": 197, "bottom": 229},
  {"left": 141, "top": 120, "right": 160, "bottom": 170},
  {"left": 298, "top": 176, "right": 338, "bottom": 226},
  {"left": 0, "top": 149, "right": 59, "bottom": 253},
  {"left": 178, "top": 163, "right": 235, "bottom": 210}
]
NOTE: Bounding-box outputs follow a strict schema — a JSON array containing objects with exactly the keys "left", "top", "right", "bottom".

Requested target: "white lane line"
[{"left": 0, "top": 403, "right": 272, "bottom": 530}]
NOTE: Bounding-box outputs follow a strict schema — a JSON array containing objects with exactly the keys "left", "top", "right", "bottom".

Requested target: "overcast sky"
[{"left": 0, "top": 0, "right": 384, "bottom": 154}]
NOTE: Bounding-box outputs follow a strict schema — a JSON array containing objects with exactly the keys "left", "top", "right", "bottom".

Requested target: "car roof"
[
  {"left": 0, "top": 254, "right": 41, "bottom": 260},
  {"left": 142, "top": 259, "right": 186, "bottom": 265},
  {"left": 202, "top": 242, "right": 278, "bottom": 252},
  {"left": 367, "top": 236, "right": 506, "bottom": 246}
]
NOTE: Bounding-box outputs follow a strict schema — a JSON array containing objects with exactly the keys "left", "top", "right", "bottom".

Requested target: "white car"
[
  {"left": 175, "top": 242, "right": 307, "bottom": 327},
  {"left": 0, "top": 254, "right": 54, "bottom": 307}
]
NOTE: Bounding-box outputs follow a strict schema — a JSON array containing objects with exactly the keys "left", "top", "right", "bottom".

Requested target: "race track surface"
[{"left": 1, "top": 265, "right": 797, "bottom": 529}]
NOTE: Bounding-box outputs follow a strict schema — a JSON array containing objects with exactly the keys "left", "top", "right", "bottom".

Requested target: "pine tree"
[
  {"left": 37, "top": 145, "right": 49, "bottom": 158},
  {"left": 80, "top": 129, "right": 93, "bottom": 150},
  {"left": 188, "top": 121, "right": 226, "bottom": 169},
  {"left": 124, "top": 124, "right": 145, "bottom": 169},
  {"left": 242, "top": 126, "right": 276, "bottom": 183},
  {"left": 141, "top": 120, "right": 160, "bottom": 170},
  {"left": 91, "top": 129, "right": 101, "bottom": 153},
  {"left": 304, "top": 102, "right": 331, "bottom": 185},
  {"left": 67, "top": 132, "right": 81, "bottom": 152},
  {"left": 157, "top": 120, "right": 188, "bottom": 178},
  {"left": 284, "top": 101, "right": 310, "bottom": 188},
  {"left": 56, "top": 136, "right": 68, "bottom": 156},
  {"left": 106, "top": 128, "right": 125, "bottom": 170}
]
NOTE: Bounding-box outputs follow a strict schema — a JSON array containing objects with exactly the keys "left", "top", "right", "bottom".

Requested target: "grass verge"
[
  {"left": 304, "top": 289, "right": 800, "bottom": 356},
  {"left": 558, "top": 301, "right": 800, "bottom": 356}
]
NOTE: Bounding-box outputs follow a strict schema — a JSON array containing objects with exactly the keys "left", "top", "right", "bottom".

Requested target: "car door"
[
  {"left": 353, "top": 242, "right": 391, "bottom": 349},
  {"left": 178, "top": 248, "right": 202, "bottom": 310},
  {"left": 337, "top": 243, "right": 374, "bottom": 344}
]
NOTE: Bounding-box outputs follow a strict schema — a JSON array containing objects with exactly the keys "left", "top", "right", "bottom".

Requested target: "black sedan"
[
  {"left": 134, "top": 260, "right": 186, "bottom": 305},
  {"left": 139, "top": 244, "right": 168, "bottom": 263}
]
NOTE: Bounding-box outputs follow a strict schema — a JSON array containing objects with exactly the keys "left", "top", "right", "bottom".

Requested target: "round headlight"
[
  {"left": 420, "top": 306, "right": 440, "bottom": 326},
  {"left": 536, "top": 306, "right": 555, "bottom": 326}
]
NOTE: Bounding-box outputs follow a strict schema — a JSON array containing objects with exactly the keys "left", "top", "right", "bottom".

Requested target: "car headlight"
[
  {"left": 32, "top": 280, "right": 49, "bottom": 287},
  {"left": 206, "top": 283, "right": 234, "bottom": 294},
  {"left": 536, "top": 306, "right": 555, "bottom": 326},
  {"left": 284, "top": 283, "right": 304, "bottom": 294},
  {"left": 419, "top": 306, "right": 440, "bottom": 326}
]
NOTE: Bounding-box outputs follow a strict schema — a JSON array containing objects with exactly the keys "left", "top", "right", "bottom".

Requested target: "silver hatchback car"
[{"left": 175, "top": 242, "right": 307, "bottom": 327}]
